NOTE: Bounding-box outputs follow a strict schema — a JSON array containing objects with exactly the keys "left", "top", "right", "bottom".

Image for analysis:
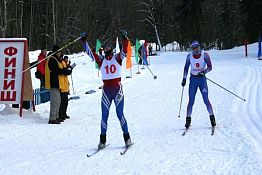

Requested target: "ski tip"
[
  {"left": 181, "top": 128, "right": 189, "bottom": 136},
  {"left": 120, "top": 143, "right": 134, "bottom": 155}
]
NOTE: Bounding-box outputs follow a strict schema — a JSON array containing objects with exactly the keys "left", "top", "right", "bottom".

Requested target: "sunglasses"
[{"left": 192, "top": 46, "right": 199, "bottom": 49}]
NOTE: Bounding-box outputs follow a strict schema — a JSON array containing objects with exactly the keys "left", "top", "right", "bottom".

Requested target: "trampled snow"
[{"left": 1, "top": 44, "right": 262, "bottom": 174}]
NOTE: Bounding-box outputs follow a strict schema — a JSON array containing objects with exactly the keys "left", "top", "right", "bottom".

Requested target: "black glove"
[
  {"left": 197, "top": 71, "right": 205, "bottom": 77},
  {"left": 80, "top": 32, "right": 88, "bottom": 42},
  {"left": 120, "top": 29, "right": 128, "bottom": 40},
  {"left": 181, "top": 78, "right": 186, "bottom": 87}
]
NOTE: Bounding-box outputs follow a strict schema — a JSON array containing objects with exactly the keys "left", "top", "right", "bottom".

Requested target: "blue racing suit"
[
  {"left": 182, "top": 50, "right": 214, "bottom": 117},
  {"left": 93, "top": 41, "right": 129, "bottom": 136}
]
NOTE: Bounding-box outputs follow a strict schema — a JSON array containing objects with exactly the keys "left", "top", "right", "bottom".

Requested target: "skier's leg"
[
  {"left": 200, "top": 78, "right": 214, "bottom": 115},
  {"left": 101, "top": 88, "right": 112, "bottom": 135},
  {"left": 186, "top": 76, "right": 198, "bottom": 117},
  {"left": 114, "top": 85, "right": 129, "bottom": 134}
]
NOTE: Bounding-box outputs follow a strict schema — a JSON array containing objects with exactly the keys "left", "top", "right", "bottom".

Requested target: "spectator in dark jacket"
[
  {"left": 45, "top": 45, "right": 72, "bottom": 124},
  {"left": 148, "top": 44, "right": 153, "bottom": 56}
]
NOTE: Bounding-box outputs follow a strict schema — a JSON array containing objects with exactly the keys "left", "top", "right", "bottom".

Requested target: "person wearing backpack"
[{"left": 36, "top": 48, "right": 48, "bottom": 103}]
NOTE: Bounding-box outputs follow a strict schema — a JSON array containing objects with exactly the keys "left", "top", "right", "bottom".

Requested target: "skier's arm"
[
  {"left": 203, "top": 52, "right": 212, "bottom": 74},
  {"left": 116, "top": 39, "right": 128, "bottom": 65},
  {"left": 92, "top": 51, "right": 103, "bottom": 68},
  {"left": 183, "top": 54, "right": 190, "bottom": 79}
]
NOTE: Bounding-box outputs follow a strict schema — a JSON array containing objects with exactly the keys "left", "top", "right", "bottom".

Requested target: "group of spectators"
[{"left": 35, "top": 45, "right": 74, "bottom": 124}]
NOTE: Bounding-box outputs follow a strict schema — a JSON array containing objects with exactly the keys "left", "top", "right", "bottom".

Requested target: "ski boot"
[
  {"left": 185, "top": 117, "right": 191, "bottom": 129},
  {"left": 210, "top": 115, "right": 216, "bottom": 127},
  {"left": 123, "top": 133, "right": 132, "bottom": 147},
  {"left": 98, "top": 134, "right": 106, "bottom": 149}
]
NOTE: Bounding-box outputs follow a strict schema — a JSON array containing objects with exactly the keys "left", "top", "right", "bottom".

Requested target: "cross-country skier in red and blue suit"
[
  {"left": 92, "top": 30, "right": 132, "bottom": 149},
  {"left": 181, "top": 40, "right": 216, "bottom": 129}
]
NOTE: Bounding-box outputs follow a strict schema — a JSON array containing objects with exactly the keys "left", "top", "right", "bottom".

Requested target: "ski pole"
[
  {"left": 21, "top": 32, "right": 87, "bottom": 75},
  {"left": 206, "top": 77, "right": 246, "bottom": 101},
  {"left": 122, "top": 32, "right": 157, "bottom": 79},
  {"left": 178, "top": 86, "right": 184, "bottom": 117}
]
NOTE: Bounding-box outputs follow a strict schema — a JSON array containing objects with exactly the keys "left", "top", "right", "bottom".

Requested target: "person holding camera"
[
  {"left": 45, "top": 45, "right": 73, "bottom": 124},
  {"left": 58, "top": 55, "right": 75, "bottom": 120}
]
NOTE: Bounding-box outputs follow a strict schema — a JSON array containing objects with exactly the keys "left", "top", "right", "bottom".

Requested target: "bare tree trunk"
[
  {"left": 52, "top": 0, "right": 56, "bottom": 43},
  {"left": 19, "top": 0, "right": 24, "bottom": 37},
  {"left": 29, "top": 0, "right": 33, "bottom": 49},
  {"left": 154, "top": 25, "right": 163, "bottom": 51},
  {"left": 16, "top": 1, "right": 19, "bottom": 36},
  {"left": 0, "top": 0, "right": 8, "bottom": 37},
  {"left": 137, "top": 0, "right": 163, "bottom": 51}
]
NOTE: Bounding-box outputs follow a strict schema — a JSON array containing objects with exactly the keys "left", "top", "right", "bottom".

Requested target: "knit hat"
[
  {"left": 190, "top": 40, "right": 201, "bottom": 55},
  {"left": 52, "top": 44, "right": 61, "bottom": 52},
  {"left": 41, "top": 48, "right": 47, "bottom": 52},
  {"left": 103, "top": 42, "right": 113, "bottom": 57},
  {"left": 190, "top": 40, "right": 200, "bottom": 48}
]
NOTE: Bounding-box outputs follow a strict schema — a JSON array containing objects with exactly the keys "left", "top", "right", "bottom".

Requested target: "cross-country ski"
[
  {"left": 120, "top": 143, "right": 134, "bottom": 155},
  {"left": 182, "top": 128, "right": 190, "bottom": 136},
  {"left": 86, "top": 144, "right": 110, "bottom": 157}
]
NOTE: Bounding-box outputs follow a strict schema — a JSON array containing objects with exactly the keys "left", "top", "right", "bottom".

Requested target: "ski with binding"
[
  {"left": 182, "top": 128, "right": 190, "bottom": 136},
  {"left": 86, "top": 144, "right": 110, "bottom": 157},
  {"left": 120, "top": 143, "right": 134, "bottom": 155}
]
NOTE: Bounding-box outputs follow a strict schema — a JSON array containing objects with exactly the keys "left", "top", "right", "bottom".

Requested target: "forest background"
[{"left": 0, "top": 0, "right": 261, "bottom": 52}]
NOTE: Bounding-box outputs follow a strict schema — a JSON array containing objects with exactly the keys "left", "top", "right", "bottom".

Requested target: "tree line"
[{"left": 0, "top": 0, "right": 261, "bottom": 52}]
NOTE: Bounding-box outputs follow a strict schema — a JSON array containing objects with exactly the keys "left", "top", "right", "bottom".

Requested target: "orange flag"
[{"left": 126, "top": 41, "right": 132, "bottom": 69}]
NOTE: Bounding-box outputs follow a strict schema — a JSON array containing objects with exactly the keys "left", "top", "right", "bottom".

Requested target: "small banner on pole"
[{"left": 126, "top": 41, "right": 132, "bottom": 69}]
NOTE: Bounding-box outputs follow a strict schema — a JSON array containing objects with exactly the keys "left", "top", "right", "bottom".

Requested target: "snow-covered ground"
[{"left": 1, "top": 43, "right": 262, "bottom": 175}]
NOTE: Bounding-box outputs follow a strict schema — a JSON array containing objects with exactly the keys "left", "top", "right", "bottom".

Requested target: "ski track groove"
[
  {"left": 241, "top": 67, "right": 262, "bottom": 144},
  {"left": 236, "top": 62, "right": 262, "bottom": 168}
]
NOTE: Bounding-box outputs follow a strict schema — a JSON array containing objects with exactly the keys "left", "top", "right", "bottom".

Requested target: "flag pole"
[
  {"left": 125, "top": 35, "right": 157, "bottom": 79},
  {"left": 20, "top": 32, "right": 87, "bottom": 75}
]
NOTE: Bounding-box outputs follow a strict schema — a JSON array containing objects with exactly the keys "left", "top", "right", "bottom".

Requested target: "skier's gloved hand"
[
  {"left": 181, "top": 78, "right": 186, "bottom": 87},
  {"left": 197, "top": 70, "right": 205, "bottom": 77},
  {"left": 120, "top": 29, "right": 128, "bottom": 40},
  {"left": 80, "top": 32, "right": 88, "bottom": 42}
]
